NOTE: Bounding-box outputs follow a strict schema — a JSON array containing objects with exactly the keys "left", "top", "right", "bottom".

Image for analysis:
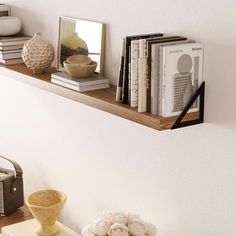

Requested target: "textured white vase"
[
  {"left": 22, "top": 33, "right": 55, "bottom": 73},
  {"left": 0, "top": 17, "right": 22, "bottom": 36}
]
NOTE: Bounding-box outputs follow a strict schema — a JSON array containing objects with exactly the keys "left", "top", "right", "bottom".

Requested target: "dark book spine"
[
  {"left": 116, "top": 38, "right": 126, "bottom": 102},
  {"left": 122, "top": 38, "right": 131, "bottom": 104}
]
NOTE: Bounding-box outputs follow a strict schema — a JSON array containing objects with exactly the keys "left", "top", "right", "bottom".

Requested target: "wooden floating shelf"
[{"left": 0, "top": 64, "right": 199, "bottom": 131}]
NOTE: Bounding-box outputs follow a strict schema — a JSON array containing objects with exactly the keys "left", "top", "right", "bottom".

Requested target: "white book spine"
[
  {"left": 2, "top": 49, "right": 22, "bottom": 54},
  {"left": 151, "top": 44, "right": 158, "bottom": 115},
  {"left": 0, "top": 40, "right": 28, "bottom": 46},
  {"left": 130, "top": 40, "right": 139, "bottom": 107},
  {"left": 158, "top": 47, "right": 164, "bottom": 116},
  {"left": 0, "top": 52, "right": 22, "bottom": 60},
  {"left": 138, "top": 39, "right": 147, "bottom": 113}
]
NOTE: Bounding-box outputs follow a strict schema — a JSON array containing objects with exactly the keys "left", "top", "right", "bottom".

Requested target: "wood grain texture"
[
  {"left": 0, "top": 206, "right": 32, "bottom": 232},
  {"left": 0, "top": 64, "right": 199, "bottom": 131}
]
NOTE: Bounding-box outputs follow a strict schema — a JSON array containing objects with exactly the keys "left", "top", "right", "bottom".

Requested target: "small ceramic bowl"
[
  {"left": 0, "top": 17, "right": 22, "bottom": 36},
  {"left": 63, "top": 61, "right": 98, "bottom": 78},
  {"left": 67, "top": 55, "right": 92, "bottom": 65}
]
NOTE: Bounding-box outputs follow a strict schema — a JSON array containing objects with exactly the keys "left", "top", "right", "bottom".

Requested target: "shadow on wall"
[{"left": 10, "top": 6, "right": 45, "bottom": 35}]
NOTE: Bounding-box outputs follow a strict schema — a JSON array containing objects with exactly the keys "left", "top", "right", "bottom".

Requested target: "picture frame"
[
  {"left": 57, "top": 16, "right": 106, "bottom": 75},
  {"left": 0, "top": 4, "right": 11, "bottom": 17}
]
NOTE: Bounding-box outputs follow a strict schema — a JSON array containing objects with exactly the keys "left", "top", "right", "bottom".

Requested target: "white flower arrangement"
[{"left": 81, "top": 211, "right": 157, "bottom": 236}]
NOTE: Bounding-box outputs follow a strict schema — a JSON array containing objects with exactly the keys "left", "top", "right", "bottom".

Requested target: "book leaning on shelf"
[
  {"left": 150, "top": 38, "right": 195, "bottom": 115},
  {"left": 159, "top": 43, "right": 203, "bottom": 117},
  {"left": 51, "top": 72, "right": 110, "bottom": 92}
]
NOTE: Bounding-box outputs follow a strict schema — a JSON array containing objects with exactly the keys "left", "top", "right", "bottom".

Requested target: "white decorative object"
[
  {"left": 103, "top": 211, "right": 129, "bottom": 225},
  {"left": 22, "top": 33, "right": 55, "bottom": 73},
  {"left": 93, "top": 219, "right": 112, "bottom": 236},
  {"left": 82, "top": 225, "right": 96, "bottom": 236},
  {"left": 128, "top": 219, "right": 146, "bottom": 236},
  {"left": 0, "top": 17, "right": 22, "bottom": 36},
  {"left": 81, "top": 211, "right": 157, "bottom": 236},
  {"left": 126, "top": 212, "right": 140, "bottom": 223},
  {"left": 108, "top": 223, "right": 129, "bottom": 236},
  {"left": 144, "top": 222, "right": 157, "bottom": 236}
]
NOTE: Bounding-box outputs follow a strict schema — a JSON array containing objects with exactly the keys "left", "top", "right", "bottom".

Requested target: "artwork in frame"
[{"left": 57, "top": 16, "right": 105, "bottom": 75}]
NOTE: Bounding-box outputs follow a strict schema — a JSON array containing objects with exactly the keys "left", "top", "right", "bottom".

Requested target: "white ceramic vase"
[
  {"left": 22, "top": 33, "right": 55, "bottom": 73},
  {"left": 26, "top": 190, "right": 67, "bottom": 236},
  {"left": 0, "top": 17, "right": 22, "bottom": 36}
]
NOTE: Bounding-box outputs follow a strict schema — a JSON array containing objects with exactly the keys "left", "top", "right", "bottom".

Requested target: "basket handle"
[{"left": 0, "top": 156, "right": 23, "bottom": 178}]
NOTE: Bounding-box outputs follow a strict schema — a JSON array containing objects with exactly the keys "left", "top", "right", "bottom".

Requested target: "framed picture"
[
  {"left": 0, "top": 4, "right": 11, "bottom": 16},
  {"left": 57, "top": 16, "right": 105, "bottom": 75}
]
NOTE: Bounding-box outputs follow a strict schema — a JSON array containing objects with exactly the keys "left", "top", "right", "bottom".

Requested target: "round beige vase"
[
  {"left": 26, "top": 190, "right": 67, "bottom": 236},
  {"left": 22, "top": 33, "right": 55, "bottom": 74}
]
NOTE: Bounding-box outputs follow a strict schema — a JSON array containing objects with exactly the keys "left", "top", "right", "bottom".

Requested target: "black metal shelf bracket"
[{"left": 171, "top": 81, "right": 205, "bottom": 130}]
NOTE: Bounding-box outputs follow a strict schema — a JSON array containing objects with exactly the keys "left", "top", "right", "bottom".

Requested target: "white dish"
[{"left": 0, "top": 17, "right": 22, "bottom": 36}]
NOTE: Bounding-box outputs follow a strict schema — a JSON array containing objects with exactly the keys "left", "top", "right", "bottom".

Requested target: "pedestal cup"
[{"left": 26, "top": 190, "right": 67, "bottom": 236}]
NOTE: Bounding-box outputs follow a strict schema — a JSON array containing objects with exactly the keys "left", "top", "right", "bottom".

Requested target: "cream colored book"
[
  {"left": 138, "top": 39, "right": 147, "bottom": 112},
  {"left": 2, "top": 219, "right": 80, "bottom": 236},
  {"left": 130, "top": 40, "right": 139, "bottom": 107}
]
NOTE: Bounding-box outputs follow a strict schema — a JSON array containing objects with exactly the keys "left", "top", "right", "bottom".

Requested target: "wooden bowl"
[
  {"left": 63, "top": 61, "right": 98, "bottom": 78},
  {"left": 67, "top": 55, "right": 92, "bottom": 65}
]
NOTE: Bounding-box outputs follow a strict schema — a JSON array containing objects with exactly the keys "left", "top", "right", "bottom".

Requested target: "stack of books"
[
  {"left": 0, "top": 34, "right": 31, "bottom": 65},
  {"left": 116, "top": 33, "right": 204, "bottom": 117},
  {"left": 51, "top": 72, "right": 109, "bottom": 92}
]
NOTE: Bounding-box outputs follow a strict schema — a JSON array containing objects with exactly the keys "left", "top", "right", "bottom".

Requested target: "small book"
[
  {"left": 2, "top": 219, "right": 80, "bottom": 236},
  {"left": 0, "top": 44, "right": 24, "bottom": 51},
  {"left": 52, "top": 78, "right": 109, "bottom": 92},
  {"left": 159, "top": 43, "right": 204, "bottom": 117},
  {"left": 0, "top": 58, "right": 23, "bottom": 65},
  {"left": 0, "top": 35, "right": 30, "bottom": 46},
  {"left": 0, "top": 50, "right": 22, "bottom": 60},
  {"left": 51, "top": 72, "right": 109, "bottom": 86},
  {"left": 0, "top": 40, "right": 29, "bottom": 47},
  {"left": 0, "top": 34, "right": 30, "bottom": 43}
]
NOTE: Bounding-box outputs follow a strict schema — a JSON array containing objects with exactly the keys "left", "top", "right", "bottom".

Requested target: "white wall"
[{"left": 0, "top": 0, "right": 236, "bottom": 236}]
